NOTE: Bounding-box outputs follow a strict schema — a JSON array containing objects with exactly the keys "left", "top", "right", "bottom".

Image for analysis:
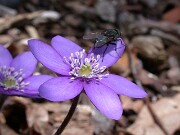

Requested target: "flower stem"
[{"left": 54, "top": 95, "right": 80, "bottom": 135}]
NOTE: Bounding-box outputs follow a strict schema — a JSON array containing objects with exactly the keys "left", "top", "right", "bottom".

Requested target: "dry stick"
[
  {"left": 0, "top": 94, "right": 7, "bottom": 135},
  {"left": 0, "top": 11, "right": 42, "bottom": 33},
  {"left": 116, "top": 127, "right": 135, "bottom": 135},
  {"left": 126, "top": 45, "right": 169, "bottom": 135},
  {"left": 151, "top": 29, "right": 180, "bottom": 45},
  {"left": 54, "top": 95, "right": 80, "bottom": 135},
  {"left": 129, "top": 20, "right": 180, "bottom": 36},
  {"left": 0, "top": 94, "right": 7, "bottom": 110}
]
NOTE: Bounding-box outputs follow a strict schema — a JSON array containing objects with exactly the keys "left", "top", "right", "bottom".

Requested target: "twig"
[
  {"left": 126, "top": 45, "right": 169, "bottom": 135},
  {"left": 0, "top": 94, "right": 7, "bottom": 110},
  {"left": 151, "top": 29, "right": 180, "bottom": 45},
  {"left": 126, "top": 45, "right": 142, "bottom": 87},
  {"left": 145, "top": 98, "right": 169, "bottom": 135},
  {"left": 0, "top": 4, "right": 17, "bottom": 16},
  {"left": 116, "top": 127, "right": 135, "bottom": 135},
  {"left": 54, "top": 95, "right": 80, "bottom": 135},
  {"left": 0, "top": 11, "right": 42, "bottom": 33},
  {"left": 129, "top": 20, "right": 180, "bottom": 36}
]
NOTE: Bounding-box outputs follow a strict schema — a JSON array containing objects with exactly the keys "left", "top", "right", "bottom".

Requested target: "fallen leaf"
[
  {"left": 26, "top": 104, "right": 49, "bottom": 128},
  {"left": 151, "top": 94, "right": 180, "bottom": 135},
  {"left": 163, "top": 6, "right": 180, "bottom": 23},
  {"left": 127, "top": 106, "right": 165, "bottom": 135},
  {"left": 132, "top": 36, "right": 167, "bottom": 60},
  {"left": 121, "top": 96, "right": 144, "bottom": 113}
]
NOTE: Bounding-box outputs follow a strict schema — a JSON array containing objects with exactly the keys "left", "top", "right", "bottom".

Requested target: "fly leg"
[
  {"left": 110, "top": 40, "right": 125, "bottom": 57},
  {"left": 102, "top": 44, "right": 108, "bottom": 62},
  {"left": 109, "top": 42, "right": 120, "bottom": 56},
  {"left": 88, "top": 45, "right": 96, "bottom": 54}
]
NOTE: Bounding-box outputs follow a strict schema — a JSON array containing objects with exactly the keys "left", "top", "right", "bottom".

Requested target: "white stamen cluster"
[
  {"left": 0, "top": 66, "right": 29, "bottom": 91},
  {"left": 64, "top": 49, "right": 109, "bottom": 80}
]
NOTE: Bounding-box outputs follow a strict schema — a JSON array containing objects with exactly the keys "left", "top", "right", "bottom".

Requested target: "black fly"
[{"left": 83, "top": 29, "right": 123, "bottom": 60}]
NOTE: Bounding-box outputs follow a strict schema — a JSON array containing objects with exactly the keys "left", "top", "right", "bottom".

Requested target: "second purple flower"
[{"left": 0, "top": 45, "right": 53, "bottom": 98}]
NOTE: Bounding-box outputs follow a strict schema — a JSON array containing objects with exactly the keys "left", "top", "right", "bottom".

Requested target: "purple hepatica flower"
[
  {"left": 28, "top": 36, "right": 147, "bottom": 120},
  {"left": 0, "top": 45, "right": 53, "bottom": 98}
]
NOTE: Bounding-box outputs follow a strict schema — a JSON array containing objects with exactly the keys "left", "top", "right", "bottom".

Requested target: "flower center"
[
  {"left": 79, "top": 64, "right": 91, "bottom": 76},
  {"left": 64, "top": 49, "right": 109, "bottom": 80},
  {"left": 0, "top": 66, "right": 29, "bottom": 91},
  {"left": 4, "top": 79, "right": 16, "bottom": 88}
]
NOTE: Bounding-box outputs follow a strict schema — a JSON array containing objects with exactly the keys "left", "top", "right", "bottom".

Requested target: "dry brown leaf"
[
  {"left": 151, "top": 94, "right": 180, "bottom": 135},
  {"left": 121, "top": 96, "right": 144, "bottom": 113},
  {"left": 109, "top": 51, "right": 139, "bottom": 76},
  {"left": 0, "top": 124, "right": 18, "bottom": 135},
  {"left": 127, "top": 106, "right": 165, "bottom": 135},
  {"left": 163, "top": 6, "right": 180, "bottom": 23},
  {"left": 26, "top": 104, "right": 49, "bottom": 128},
  {"left": 137, "top": 69, "right": 169, "bottom": 95},
  {"left": 131, "top": 36, "right": 167, "bottom": 61}
]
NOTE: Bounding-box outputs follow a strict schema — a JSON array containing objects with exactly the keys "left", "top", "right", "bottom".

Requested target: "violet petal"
[
  {"left": 91, "top": 39, "right": 125, "bottom": 68},
  {"left": 0, "top": 87, "right": 40, "bottom": 98},
  {"left": 10, "top": 52, "right": 37, "bottom": 78},
  {"left": 84, "top": 80, "right": 123, "bottom": 120},
  {"left": 100, "top": 74, "right": 147, "bottom": 98},
  {"left": 51, "top": 35, "right": 82, "bottom": 58},
  {"left": 28, "top": 39, "right": 71, "bottom": 75},
  {"left": 0, "top": 45, "right": 12, "bottom": 67},
  {"left": 39, "top": 77, "right": 83, "bottom": 102},
  {"left": 24, "top": 75, "right": 53, "bottom": 92}
]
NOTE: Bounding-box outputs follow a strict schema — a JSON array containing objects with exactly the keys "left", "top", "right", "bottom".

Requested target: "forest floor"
[{"left": 0, "top": 0, "right": 179, "bottom": 135}]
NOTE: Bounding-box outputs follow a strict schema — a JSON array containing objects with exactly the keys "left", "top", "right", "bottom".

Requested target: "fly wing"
[
  {"left": 83, "top": 33, "right": 100, "bottom": 40},
  {"left": 95, "top": 35, "right": 108, "bottom": 47}
]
